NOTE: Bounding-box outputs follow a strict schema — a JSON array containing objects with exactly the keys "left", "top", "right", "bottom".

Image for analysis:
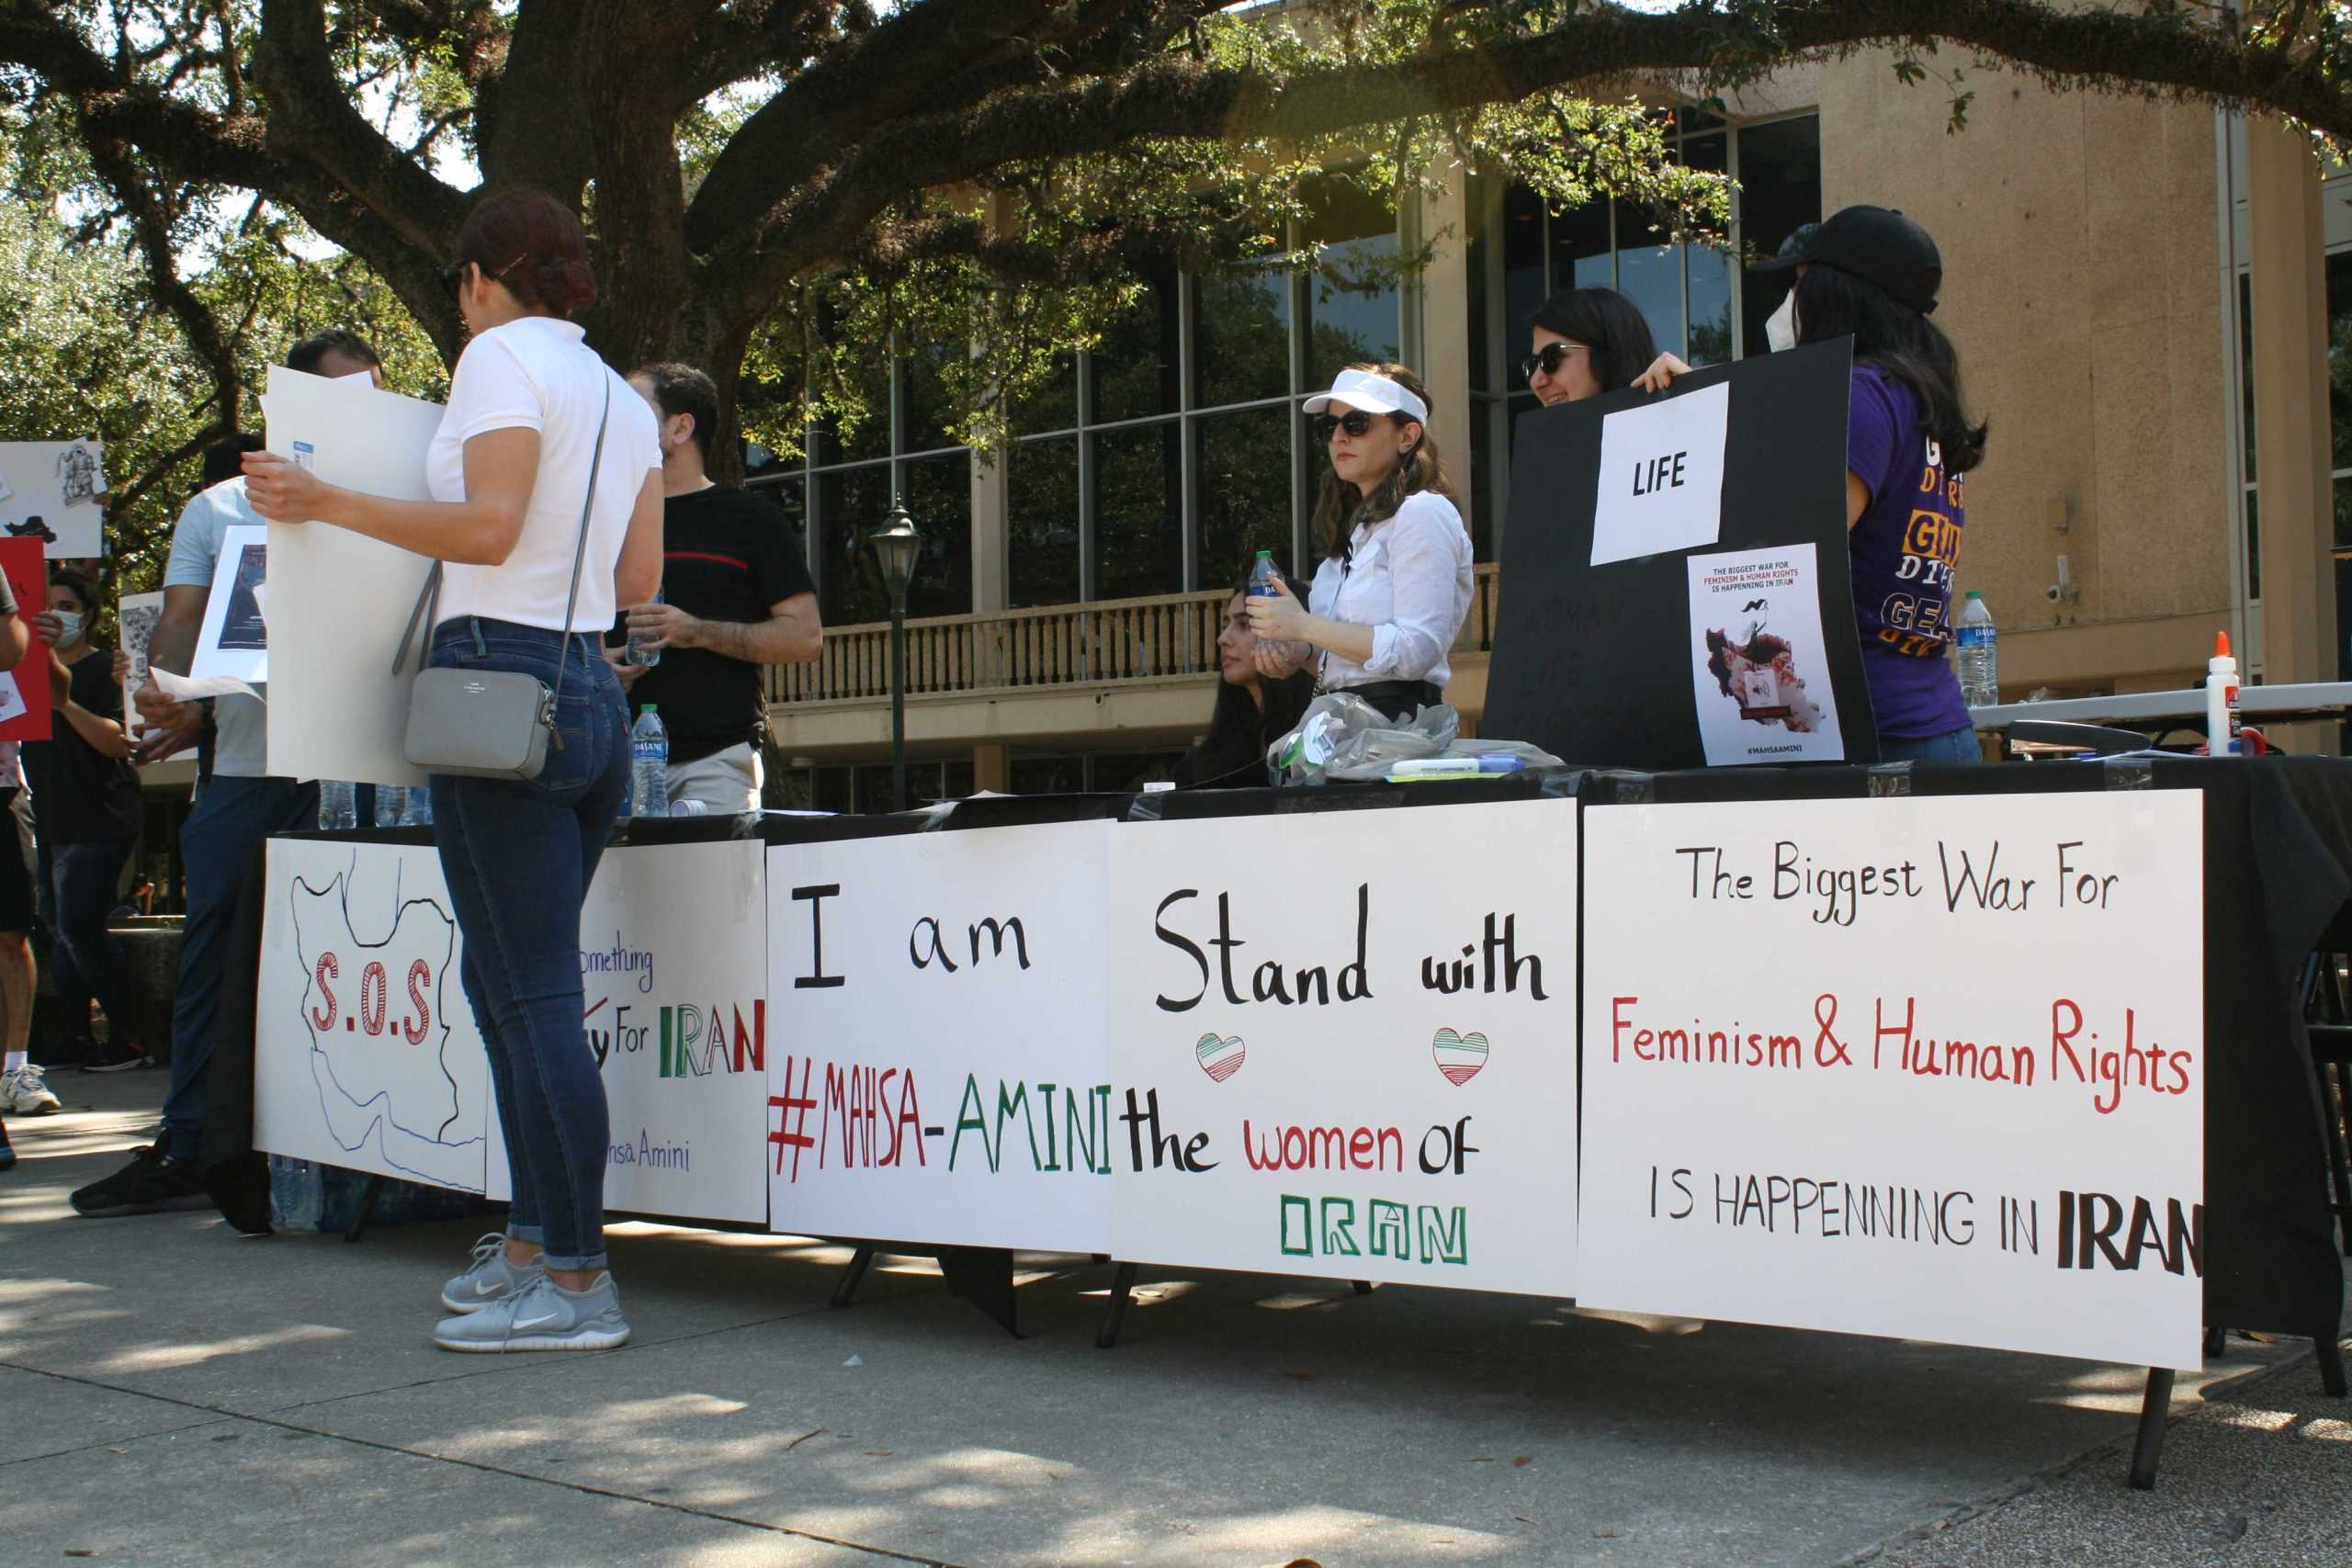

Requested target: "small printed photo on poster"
[
  {"left": 219, "top": 541, "right": 269, "bottom": 651},
  {"left": 1686, "top": 542, "right": 1847, "bottom": 766}
]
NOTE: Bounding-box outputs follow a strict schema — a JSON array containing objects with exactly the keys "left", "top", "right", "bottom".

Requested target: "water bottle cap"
[
  {"left": 1964, "top": 590, "right": 1983, "bottom": 600},
  {"left": 1255, "top": 549, "right": 1272, "bottom": 558}
]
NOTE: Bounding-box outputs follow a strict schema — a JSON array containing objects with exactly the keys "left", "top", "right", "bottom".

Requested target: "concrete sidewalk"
[{"left": 1, "top": 1074, "right": 2344, "bottom": 1567}]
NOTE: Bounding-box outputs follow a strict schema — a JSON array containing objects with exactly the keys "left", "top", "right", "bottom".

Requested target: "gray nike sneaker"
[
  {"left": 433, "top": 1272, "right": 630, "bottom": 1353},
  {"left": 440, "top": 1233, "right": 545, "bottom": 1314}
]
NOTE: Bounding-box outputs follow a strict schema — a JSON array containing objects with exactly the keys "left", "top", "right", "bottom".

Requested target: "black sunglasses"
[
  {"left": 1313, "top": 411, "right": 1378, "bottom": 441},
  {"left": 1519, "top": 341, "right": 1591, "bottom": 382}
]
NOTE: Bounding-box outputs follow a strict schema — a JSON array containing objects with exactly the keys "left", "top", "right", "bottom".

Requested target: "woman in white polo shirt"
[
  {"left": 243, "top": 189, "right": 662, "bottom": 1352},
  {"left": 1246, "top": 363, "right": 1473, "bottom": 720}
]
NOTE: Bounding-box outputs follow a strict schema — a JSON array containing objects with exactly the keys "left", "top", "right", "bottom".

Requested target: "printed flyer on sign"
[
  {"left": 764, "top": 822, "right": 1115, "bottom": 1254},
  {"left": 1577, "top": 794, "right": 2205, "bottom": 1370},
  {"left": 0, "top": 439, "right": 107, "bottom": 557},
  {"left": 1686, "top": 542, "right": 1847, "bottom": 765},
  {"left": 118, "top": 591, "right": 164, "bottom": 739},
  {"left": 192, "top": 524, "right": 269, "bottom": 683},
  {"left": 1105, "top": 800, "right": 1579, "bottom": 1297},
  {"left": 1589, "top": 381, "right": 1729, "bottom": 566}
]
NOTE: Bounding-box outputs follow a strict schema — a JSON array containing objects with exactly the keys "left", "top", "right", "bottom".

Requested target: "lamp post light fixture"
[{"left": 868, "top": 499, "right": 922, "bottom": 811}]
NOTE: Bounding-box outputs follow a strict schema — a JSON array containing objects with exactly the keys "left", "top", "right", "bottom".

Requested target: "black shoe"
[
  {"left": 71, "top": 1146, "right": 209, "bottom": 1216},
  {"left": 4, "top": 518, "right": 57, "bottom": 544},
  {"left": 0, "top": 1119, "right": 15, "bottom": 1173},
  {"left": 78, "top": 1040, "right": 151, "bottom": 1074}
]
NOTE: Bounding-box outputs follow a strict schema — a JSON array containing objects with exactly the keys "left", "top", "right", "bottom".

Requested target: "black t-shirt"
[
  {"left": 23, "top": 649, "right": 141, "bottom": 844},
  {"left": 619, "top": 484, "right": 814, "bottom": 764}
]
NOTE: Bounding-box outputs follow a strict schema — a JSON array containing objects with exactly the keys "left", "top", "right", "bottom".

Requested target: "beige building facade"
[{"left": 758, "top": 51, "right": 2343, "bottom": 809}]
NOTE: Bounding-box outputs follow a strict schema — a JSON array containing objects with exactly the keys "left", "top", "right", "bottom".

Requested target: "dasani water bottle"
[
  {"left": 1954, "top": 591, "right": 1998, "bottom": 708},
  {"left": 630, "top": 705, "right": 670, "bottom": 818}
]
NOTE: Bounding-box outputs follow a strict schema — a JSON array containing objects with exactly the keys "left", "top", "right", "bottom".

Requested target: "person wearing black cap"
[{"left": 1662, "top": 205, "right": 1988, "bottom": 761}]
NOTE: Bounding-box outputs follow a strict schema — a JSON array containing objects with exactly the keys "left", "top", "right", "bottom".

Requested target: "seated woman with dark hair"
[{"left": 1173, "top": 569, "right": 1317, "bottom": 787}]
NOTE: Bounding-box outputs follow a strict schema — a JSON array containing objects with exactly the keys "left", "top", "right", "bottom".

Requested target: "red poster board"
[{"left": 0, "top": 539, "right": 53, "bottom": 742}]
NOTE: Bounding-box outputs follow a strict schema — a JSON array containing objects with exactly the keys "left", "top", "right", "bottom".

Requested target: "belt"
[{"left": 1327, "top": 679, "right": 1442, "bottom": 719}]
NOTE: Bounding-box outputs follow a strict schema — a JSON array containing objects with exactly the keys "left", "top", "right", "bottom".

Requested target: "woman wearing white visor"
[{"left": 1246, "top": 362, "right": 1474, "bottom": 721}]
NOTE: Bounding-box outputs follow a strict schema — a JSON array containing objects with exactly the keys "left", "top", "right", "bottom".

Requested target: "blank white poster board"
[{"left": 1578, "top": 793, "right": 2205, "bottom": 1370}]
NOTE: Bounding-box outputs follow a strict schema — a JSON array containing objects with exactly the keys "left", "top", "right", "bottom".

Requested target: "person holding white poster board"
[
  {"left": 244, "top": 190, "right": 661, "bottom": 1352},
  {"left": 78, "top": 339, "right": 378, "bottom": 1223}
]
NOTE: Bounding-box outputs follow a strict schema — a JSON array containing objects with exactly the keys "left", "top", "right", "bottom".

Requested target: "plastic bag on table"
[{"left": 1268, "top": 693, "right": 1459, "bottom": 784}]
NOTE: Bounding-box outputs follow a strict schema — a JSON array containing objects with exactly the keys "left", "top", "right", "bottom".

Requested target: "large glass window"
[{"left": 1093, "top": 422, "right": 1185, "bottom": 602}]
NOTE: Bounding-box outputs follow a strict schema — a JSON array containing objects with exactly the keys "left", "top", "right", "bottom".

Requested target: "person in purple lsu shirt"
[{"left": 1751, "top": 206, "right": 1990, "bottom": 763}]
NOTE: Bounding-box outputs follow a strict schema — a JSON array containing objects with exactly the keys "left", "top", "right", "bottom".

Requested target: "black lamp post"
[{"left": 868, "top": 499, "right": 922, "bottom": 811}]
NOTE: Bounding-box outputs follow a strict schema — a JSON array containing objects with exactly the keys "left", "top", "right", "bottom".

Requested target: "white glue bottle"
[{"left": 2206, "top": 632, "right": 2241, "bottom": 757}]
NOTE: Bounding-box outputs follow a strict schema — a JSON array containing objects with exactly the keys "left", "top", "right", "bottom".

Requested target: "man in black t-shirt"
[{"left": 616, "top": 364, "right": 821, "bottom": 813}]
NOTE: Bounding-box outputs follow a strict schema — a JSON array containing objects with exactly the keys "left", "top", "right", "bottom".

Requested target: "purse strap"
[{"left": 395, "top": 360, "right": 616, "bottom": 738}]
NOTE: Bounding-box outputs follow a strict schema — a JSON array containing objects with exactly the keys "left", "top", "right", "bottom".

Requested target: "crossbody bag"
[{"left": 391, "top": 368, "right": 612, "bottom": 780}]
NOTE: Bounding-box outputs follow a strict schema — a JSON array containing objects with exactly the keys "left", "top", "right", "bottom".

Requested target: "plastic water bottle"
[
  {"left": 374, "top": 785, "right": 406, "bottom": 827},
  {"left": 1247, "top": 549, "right": 1283, "bottom": 599},
  {"left": 268, "top": 1154, "right": 322, "bottom": 1232},
  {"left": 318, "top": 781, "right": 358, "bottom": 831},
  {"left": 401, "top": 787, "right": 434, "bottom": 827},
  {"left": 630, "top": 705, "right": 670, "bottom": 818},
  {"left": 1954, "top": 591, "right": 1998, "bottom": 708},
  {"left": 626, "top": 591, "right": 664, "bottom": 668}
]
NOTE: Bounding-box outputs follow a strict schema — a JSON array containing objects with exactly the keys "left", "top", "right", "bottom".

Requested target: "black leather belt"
[{"left": 1329, "top": 680, "right": 1442, "bottom": 721}]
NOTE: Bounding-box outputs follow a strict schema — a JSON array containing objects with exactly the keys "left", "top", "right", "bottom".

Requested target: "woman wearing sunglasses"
[
  {"left": 1247, "top": 363, "right": 1473, "bottom": 721},
  {"left": 243, "top": 188, "right": 665, "bottom": 1350},
  {"left": 1523, "top": 286, "right": 1696, "bottom": 407}
]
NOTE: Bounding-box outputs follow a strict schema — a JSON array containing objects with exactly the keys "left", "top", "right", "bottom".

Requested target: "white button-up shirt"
[{"left": 1306, "top": 491, "right": 1475, "bottom": 692}]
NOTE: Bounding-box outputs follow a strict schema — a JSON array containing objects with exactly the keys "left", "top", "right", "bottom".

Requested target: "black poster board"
[{"left": 1482, "top": 338, "right": 1877, "bottom": 770}]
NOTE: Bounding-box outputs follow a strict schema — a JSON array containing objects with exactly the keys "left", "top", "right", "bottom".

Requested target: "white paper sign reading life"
[
  {"left": 190, "top": 525, "right": 269, "bottom": 684},
  {"left": 1578, "top": 794, "right": 2205, "bottom": 1369},
  {"left": 260, "top": 367, "right": 446, "bottom": 786},
  {"left": 1686, "top": 542, "right": 1847, "bottom": 764},
  {"left": 1106, "top": 800, "right": 1579, "bottom": 1296},
  {"left": 118, "top": 592, "right": 163, "bottom": 739},
  {"left": 1590, "top": 381, "right": 1730, "bottom": 566},
  {"left": 484, "top": 840, "right": 773, "bottom": 1224},
  {"left": 0, "top": 440, "right": 107, "bottom": 558},
  {"left": 765, "top": 822, "right": 1114, "bottom": 1253},
  {"left": 254, "top": 839, "right": 490, "bottom": 1192}
]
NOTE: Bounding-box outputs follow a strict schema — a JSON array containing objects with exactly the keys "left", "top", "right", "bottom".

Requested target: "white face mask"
[
  {"left": 1764, "top": 288, "right": 1799, "bottom": 353},
  {"left": 51, "top": 610, "right": 83, "bottom": 645}
]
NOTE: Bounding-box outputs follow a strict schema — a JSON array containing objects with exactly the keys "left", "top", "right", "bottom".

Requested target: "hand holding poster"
[
  {"left": 259, "top": 366, "right": 446, "bottom": 786},
  {"left": 1577, "top": 794, "right": 2205, "bottom": 1369}
]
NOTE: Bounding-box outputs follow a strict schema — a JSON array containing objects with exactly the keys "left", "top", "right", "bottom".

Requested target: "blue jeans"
[
  {"left": 1877, "top": 724, "right": 1984, "bottom": 765},
  {"left": 41, "top": 838, "right": 139, "bottom": 1054},
  {"left": 161, "top": 775, "right": 321, "bottom": 1162},
  {"left": 426, "top": 618, "right": 628, "bottom": 1272}
]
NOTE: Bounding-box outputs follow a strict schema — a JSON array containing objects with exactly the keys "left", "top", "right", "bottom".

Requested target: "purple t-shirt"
[{"left": 1848, "top": 367, "right": 1970, "bottom": 739}]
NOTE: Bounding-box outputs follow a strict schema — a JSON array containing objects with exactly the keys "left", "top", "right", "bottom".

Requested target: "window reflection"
[
  {"left": 1093, "top": 422, "right": 1185, "bottom": 602},
  {"left": 1008, "top": 436, "right": 1080, "bottom": 607}
]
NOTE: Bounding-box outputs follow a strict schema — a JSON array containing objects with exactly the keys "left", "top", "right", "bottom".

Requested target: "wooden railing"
[{"left": 771, "top": 562, "right": 1503, "bottom": 706}]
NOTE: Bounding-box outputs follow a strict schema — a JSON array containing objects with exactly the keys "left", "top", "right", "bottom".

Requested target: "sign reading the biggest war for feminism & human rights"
[{"left": 1578, "top": 793, "right": 2205, "bottom": 1370}]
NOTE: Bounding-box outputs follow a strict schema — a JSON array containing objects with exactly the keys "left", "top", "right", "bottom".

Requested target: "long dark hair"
[
  {"left": 1528, "top": 288, "right": 1659, "bottom": 398},
  {"left": 1187, "top": 578, "right": 1317, "bottom": 785},
  {"left": 1311, "top": 362, "right": 1453, "bottom": 560},
  {"left": 1794, "top": 264, "right": 1987, "bottom": 473}
]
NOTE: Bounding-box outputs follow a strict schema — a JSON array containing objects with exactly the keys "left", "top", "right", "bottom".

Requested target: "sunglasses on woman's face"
[
  {"left": 1520, "top": 341, "right": 1590, "bottom": 382},
  {"left": 1314, "top": 411, "right": 1378, "bottom": 442}
]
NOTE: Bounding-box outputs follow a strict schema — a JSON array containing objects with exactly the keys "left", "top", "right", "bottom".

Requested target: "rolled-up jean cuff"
[
  {"left": 507, "top": 1223, "right": 546, "bottom": 1245},
  {"left": 539, "top": 1248, "right": 607, "bottom": 1273}
]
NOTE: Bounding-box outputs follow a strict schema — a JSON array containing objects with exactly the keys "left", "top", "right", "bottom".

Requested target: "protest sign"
[
  {"left": 0, "top": 440, "right": 106, "bottom": 558},
  {"left": 190, "top": 524, "right": 268, "bottom": 684},
  {"left": 118, "top": 592, "right": 162, "bottom": 739},
  {"left": 0, "top": 540, "right": 51, "bottom": 742}
]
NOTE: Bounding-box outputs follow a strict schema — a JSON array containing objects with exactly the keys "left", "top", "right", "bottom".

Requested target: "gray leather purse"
[{"left": 392, "top": 371, "right": 611, "bottom": 780}]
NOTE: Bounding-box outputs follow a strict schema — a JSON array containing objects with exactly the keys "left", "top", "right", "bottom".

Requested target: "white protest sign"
[
  {"left": 118, "top": 592, "right": 163, "bottom": 739},
  {"left": 1106, "top": 801, "right": 1578, "bottom": 1296},
  {"left": 1590, "top": 381, "right": 1729, "bottom": 566},
  {"left": 0, "top": 440, "right": 107, "bottom": 557},
  {"left": 484, "top": 840, "right": 771, "bottom": 1224},
  {"left": 1686, "top": 543, "right": 1848, "bottom": 764},
  {"left": 1578, "top": 794, "right": 2205, "bottom": 1370},
  {"left": 255, "top": 839, "right": 490, "bottom": 1192},
  {"left": 260, "top": 366, "right": 445, "bottom": 786},
  {"left": 764, "top": 822, "right": 1114, "bottom": 1253},
  {"left": 190, "top": 524, "right": 269, "bottom": 683}
]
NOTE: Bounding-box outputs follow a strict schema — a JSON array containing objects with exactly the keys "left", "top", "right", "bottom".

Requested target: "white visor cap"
[{"left": 1302, "top": 368, "right": 1428, "bottom": 423}]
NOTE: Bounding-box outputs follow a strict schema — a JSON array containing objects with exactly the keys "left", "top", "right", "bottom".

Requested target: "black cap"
[{"left": 1752, "top": 205, "right": 1942, "bottom": 316}]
